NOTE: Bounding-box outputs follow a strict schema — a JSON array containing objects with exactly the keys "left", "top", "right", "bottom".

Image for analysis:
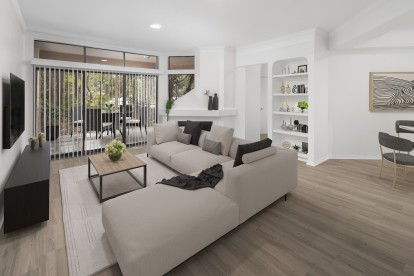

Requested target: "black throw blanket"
[{"left": 158, "top": 164, "right": 223, "bottom": 190}]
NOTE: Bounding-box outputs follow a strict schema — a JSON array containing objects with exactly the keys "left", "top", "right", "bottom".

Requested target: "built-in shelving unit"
[{"left": 271, "top": 58, "right": 310, "bottom": 162}]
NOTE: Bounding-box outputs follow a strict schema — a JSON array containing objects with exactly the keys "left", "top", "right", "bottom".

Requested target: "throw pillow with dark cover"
[
  {"left": 184, "top": 120, "right": 202, "bottom": 145},
  {"left": 233, "top": 138, "right": 272, "bottom": 167}
]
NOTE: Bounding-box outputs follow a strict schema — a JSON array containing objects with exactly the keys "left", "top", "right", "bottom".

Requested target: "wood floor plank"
[{"left": 1, "top": 150, "right": 413, "bottom": 276}]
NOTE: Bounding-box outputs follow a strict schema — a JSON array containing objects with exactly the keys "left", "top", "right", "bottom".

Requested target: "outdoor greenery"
[
  {"left": 168, "top": 74, "right": 194, "bottom": 100},
  {"left": 36, "top": 69, "right": 158, "bottom": 136}
]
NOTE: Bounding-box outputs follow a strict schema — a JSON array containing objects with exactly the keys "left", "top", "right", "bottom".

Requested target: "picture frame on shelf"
[
  {"left": 369, "top": 72, "right": 414, "bottom": 111},
  {"left": 298, "top": 65, "right": 307, "bottom": 73}
]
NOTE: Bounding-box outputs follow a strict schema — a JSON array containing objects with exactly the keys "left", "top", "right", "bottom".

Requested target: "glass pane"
[
  {"left": 125, "top": 53, "right": 157, "bottom": 69},
  {"left": 85, "top": 48, "right": 124, "bottom": 66},
  {"left": 34, "top": 41, "right": 84, "bottom": 62},
  {"left": 168, "top": 56, "right": 195, "bottom": 70},
  {"left": 168, "top": 74, "right": 194, "bottom": 100}
]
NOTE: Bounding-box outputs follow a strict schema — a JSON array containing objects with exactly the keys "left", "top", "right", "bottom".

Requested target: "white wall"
[
  {"left": 329, "top": 49, "right": 414, "bottom": 159},
  {"left": 244, "top": 65, "right": 261, "bottom": 141},
  {"left": 260, "top": 64, "right": 268, "bottom": 134},
  {"left": 0, "top": 0, "right": 25, "bottom": 228}
]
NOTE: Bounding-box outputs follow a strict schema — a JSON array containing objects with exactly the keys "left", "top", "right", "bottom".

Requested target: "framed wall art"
[{"left": 369, "top": 72, "right": 414, "bottom": 111}]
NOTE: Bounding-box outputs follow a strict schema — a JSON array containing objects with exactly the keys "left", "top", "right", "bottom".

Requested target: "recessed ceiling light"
[
  {"left": 101, "top": 59, "right": 108, "bottom": 62},
  {"left": 150, "top": 24, "right": 162, "bottom": 29}
]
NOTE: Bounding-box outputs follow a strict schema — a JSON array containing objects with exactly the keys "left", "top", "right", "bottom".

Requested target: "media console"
[{"left": 4, "top": 143, "right": 50, "bottom": 234}]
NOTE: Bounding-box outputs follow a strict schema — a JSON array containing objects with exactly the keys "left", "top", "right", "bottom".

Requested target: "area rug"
[{"left": 59, "top": 154, "right": 177, "bottom": 276}]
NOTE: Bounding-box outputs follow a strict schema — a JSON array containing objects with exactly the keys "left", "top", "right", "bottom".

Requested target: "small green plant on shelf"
[
  {"left": 297, "top": 101, "right": 308, "bottom": 112},
  {"left": 292, "top": 144, "right": 300, "bottom": 151}
]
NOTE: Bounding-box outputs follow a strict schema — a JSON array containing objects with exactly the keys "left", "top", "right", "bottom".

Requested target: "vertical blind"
[{"left": 34, "top": 66, "right": 157, "bottom": 159}]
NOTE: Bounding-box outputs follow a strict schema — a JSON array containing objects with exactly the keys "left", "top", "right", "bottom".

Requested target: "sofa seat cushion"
[
  {"left": 170, "top": 148, "right": 232, "bottom": 174},
  {"left": 149, "top": 141, "right": 198, "bottom": 166},
  {"left": 102, "top": 185, "right": 239, "bottom": 276}
]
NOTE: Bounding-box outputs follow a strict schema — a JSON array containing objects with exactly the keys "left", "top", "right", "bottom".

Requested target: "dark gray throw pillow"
[
  {"left": 233, "top": 138, "right": 272, "bottom": 167},
  {"left": 184, "top": 120, "right": 202, "bottom": 145},
  {"left": 202, "top": 138, "right": 221, "bottom": 155},
  {"left": 177, "top": 132, "right": 192, "bottom": 145}
]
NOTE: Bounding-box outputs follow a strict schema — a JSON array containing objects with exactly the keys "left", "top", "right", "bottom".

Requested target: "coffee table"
[{"left": 88, "top": 150, "right": 147, "bottom": 203}]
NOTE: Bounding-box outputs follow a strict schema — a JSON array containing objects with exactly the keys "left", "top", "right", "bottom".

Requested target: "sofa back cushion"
[
  {"left": 154, "top": 121, "right": 179, "bottom": 144},
  {"left": 229, "top": 138, "right": 250, "bottom": 159},
  {"left": 242, "top": 146, "right": 277, "bottom": 164},
  {"left": 198, "top": 130, "right": 209, "bottom": 148},
  {"left": 206, "top": 125, "right": 234, "bottom": 156}
]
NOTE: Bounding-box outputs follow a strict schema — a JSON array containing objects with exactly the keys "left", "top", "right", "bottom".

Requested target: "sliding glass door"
[{"left": 35, "top": 66, "right": 158, "bottom": 158}]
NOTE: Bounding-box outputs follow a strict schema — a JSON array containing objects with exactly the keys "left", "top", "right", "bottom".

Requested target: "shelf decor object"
[{"left": 369, "top": 72, "right": 414, "bottom": 111}]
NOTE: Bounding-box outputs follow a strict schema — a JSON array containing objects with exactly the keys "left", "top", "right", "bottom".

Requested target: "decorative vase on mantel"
[
  {"left": 208, "top": 96, "right": 213, "bottom": 110},
  {"left": 212, "top": 93, "right": 219, "bottom": 110}
]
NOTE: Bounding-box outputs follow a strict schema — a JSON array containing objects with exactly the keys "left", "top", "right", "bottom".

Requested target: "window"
[
  {"left": 34, "top": 41, "right": 158, "bottom": 69},
  {"left": 85, "top": 48, "right": 124, "bottom": 66},
  {"left": 34, "top": 41, "right": 84, "bottom": 63},
  {"left": 125, "top": 53, "right": 157, "bottom": 69},
  {"left": 168, "top": 56, "right": 195, "bottom": 100},
  {"left": 168, "top": 74, "right": 195, "bottom": 100},
  {"left": 168, "top": 56, "right": 195, "bottom": 70}
]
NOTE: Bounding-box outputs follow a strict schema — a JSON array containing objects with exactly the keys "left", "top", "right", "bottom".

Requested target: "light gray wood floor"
[{"left": 1, "top": 149, "right": 413, "bottom": 276}]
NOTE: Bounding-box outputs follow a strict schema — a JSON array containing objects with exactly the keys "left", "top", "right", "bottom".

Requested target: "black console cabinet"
[{"left": 4, "top": 143, "right": 50, "bottom": 233}]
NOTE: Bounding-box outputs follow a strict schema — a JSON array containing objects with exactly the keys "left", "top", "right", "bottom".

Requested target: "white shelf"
[
  {"left": 273, "top": 93, "right": 308, "bottom": 97},
  {"left": 161, "top": 108, "right": 237, "bottom": 117},
  {"left": 273, "top": 129, "right": 308, "bottom": 138},
  {"left": 273, "top": 111, "right": 308, "bottom": 117},
  {"left": 298, "top": 152, "right": 308, "bottom": 162},
  {"left": 273, "top": 73, "right": 308, "bottom": 78}
]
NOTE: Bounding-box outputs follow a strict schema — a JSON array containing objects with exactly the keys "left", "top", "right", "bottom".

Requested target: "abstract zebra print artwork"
[{"left": 370, "top": 72, "right": 414, "bottom": 111}]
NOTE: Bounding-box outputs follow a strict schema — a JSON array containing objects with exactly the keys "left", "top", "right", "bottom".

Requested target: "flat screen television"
[{"left": 3, "top": 73, "right": 25, "bottom": 149}]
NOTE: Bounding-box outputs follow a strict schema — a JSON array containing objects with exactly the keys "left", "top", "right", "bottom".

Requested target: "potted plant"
[
  {"left": 105, "top": 139, "right": 126, "bottom": 161},
  {"left": 165, "top": 99, "right": 174, "bottom": 121},
  {"left": 292, "top": 144, "right": 300, "bottom": 151},
  {"left": 297, "top": 101, "right": 308, "bottom": 113}
]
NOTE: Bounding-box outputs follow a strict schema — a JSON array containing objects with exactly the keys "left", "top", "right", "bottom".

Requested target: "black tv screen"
[{"left": 3, "top": 73, "right": 25, "bottom": 149}]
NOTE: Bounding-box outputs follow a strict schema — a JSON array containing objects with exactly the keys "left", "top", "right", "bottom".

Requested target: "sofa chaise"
[{"left": 102, "top": 122, "right": 298, "bottom": 276}]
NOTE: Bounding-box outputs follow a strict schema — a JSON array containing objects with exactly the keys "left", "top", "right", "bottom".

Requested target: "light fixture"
[
  {"left": 150, "top": 24, "right": 162, "bottom": 29},
  {"left": 101, "top": 59, "right": 108, "bottom": 62}
]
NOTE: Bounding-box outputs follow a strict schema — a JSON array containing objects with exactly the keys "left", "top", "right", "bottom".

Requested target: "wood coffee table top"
[{"left": 88, "top": 150, "right": 146, "bottom": 176}]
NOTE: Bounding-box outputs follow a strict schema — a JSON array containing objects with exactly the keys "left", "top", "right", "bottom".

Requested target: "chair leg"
[
  {"left": 379, "top": 158, "right": 384, "bottom": 178},
  {"left": 393, "top": 163, "right": 397, "bottom": 188}
]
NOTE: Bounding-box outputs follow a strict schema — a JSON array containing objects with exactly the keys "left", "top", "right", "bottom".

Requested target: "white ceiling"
[{"left": 17, "top": 0, "right": 377, "bottom": 52}]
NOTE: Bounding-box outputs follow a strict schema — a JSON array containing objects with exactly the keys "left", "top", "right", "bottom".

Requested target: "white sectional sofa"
[{"left": 102, "top": 123, "right": 297, "bottom": 276}]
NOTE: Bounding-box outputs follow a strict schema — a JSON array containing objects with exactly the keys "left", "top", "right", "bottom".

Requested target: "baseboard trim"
[{"left": 328, "top": 155, "right": 381, "bottom": 160}]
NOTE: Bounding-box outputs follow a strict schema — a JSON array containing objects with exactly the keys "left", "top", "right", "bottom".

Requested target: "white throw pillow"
[
  {"left": 206, "top": 125, "right": 234, "bottom": 156},
  {"left": 154, "top": 121, "right": 179, "bottom": 144}
]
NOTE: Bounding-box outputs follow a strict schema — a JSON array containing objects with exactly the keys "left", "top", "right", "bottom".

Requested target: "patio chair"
[
  {"left": 86, "top": 108, "right": 113, "bottom": 139},
  {"left": 71, "top": 105, "right": 83, "bottom": 138},
  {"left": 379, "top": 132, "right": 414, "bottom": 188}
]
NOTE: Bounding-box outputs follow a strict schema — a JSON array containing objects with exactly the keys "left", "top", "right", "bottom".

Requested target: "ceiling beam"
[{"left": 329, "top": 0, "right": 414, "bottom": 50}]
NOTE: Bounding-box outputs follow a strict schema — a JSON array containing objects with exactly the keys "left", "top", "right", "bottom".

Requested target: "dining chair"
[
  {"left": 378, "top": 132, "right": 414, "bottom": 188},
  {"left": 395, "top": 120, "right": 414, "bottom": 149}
]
